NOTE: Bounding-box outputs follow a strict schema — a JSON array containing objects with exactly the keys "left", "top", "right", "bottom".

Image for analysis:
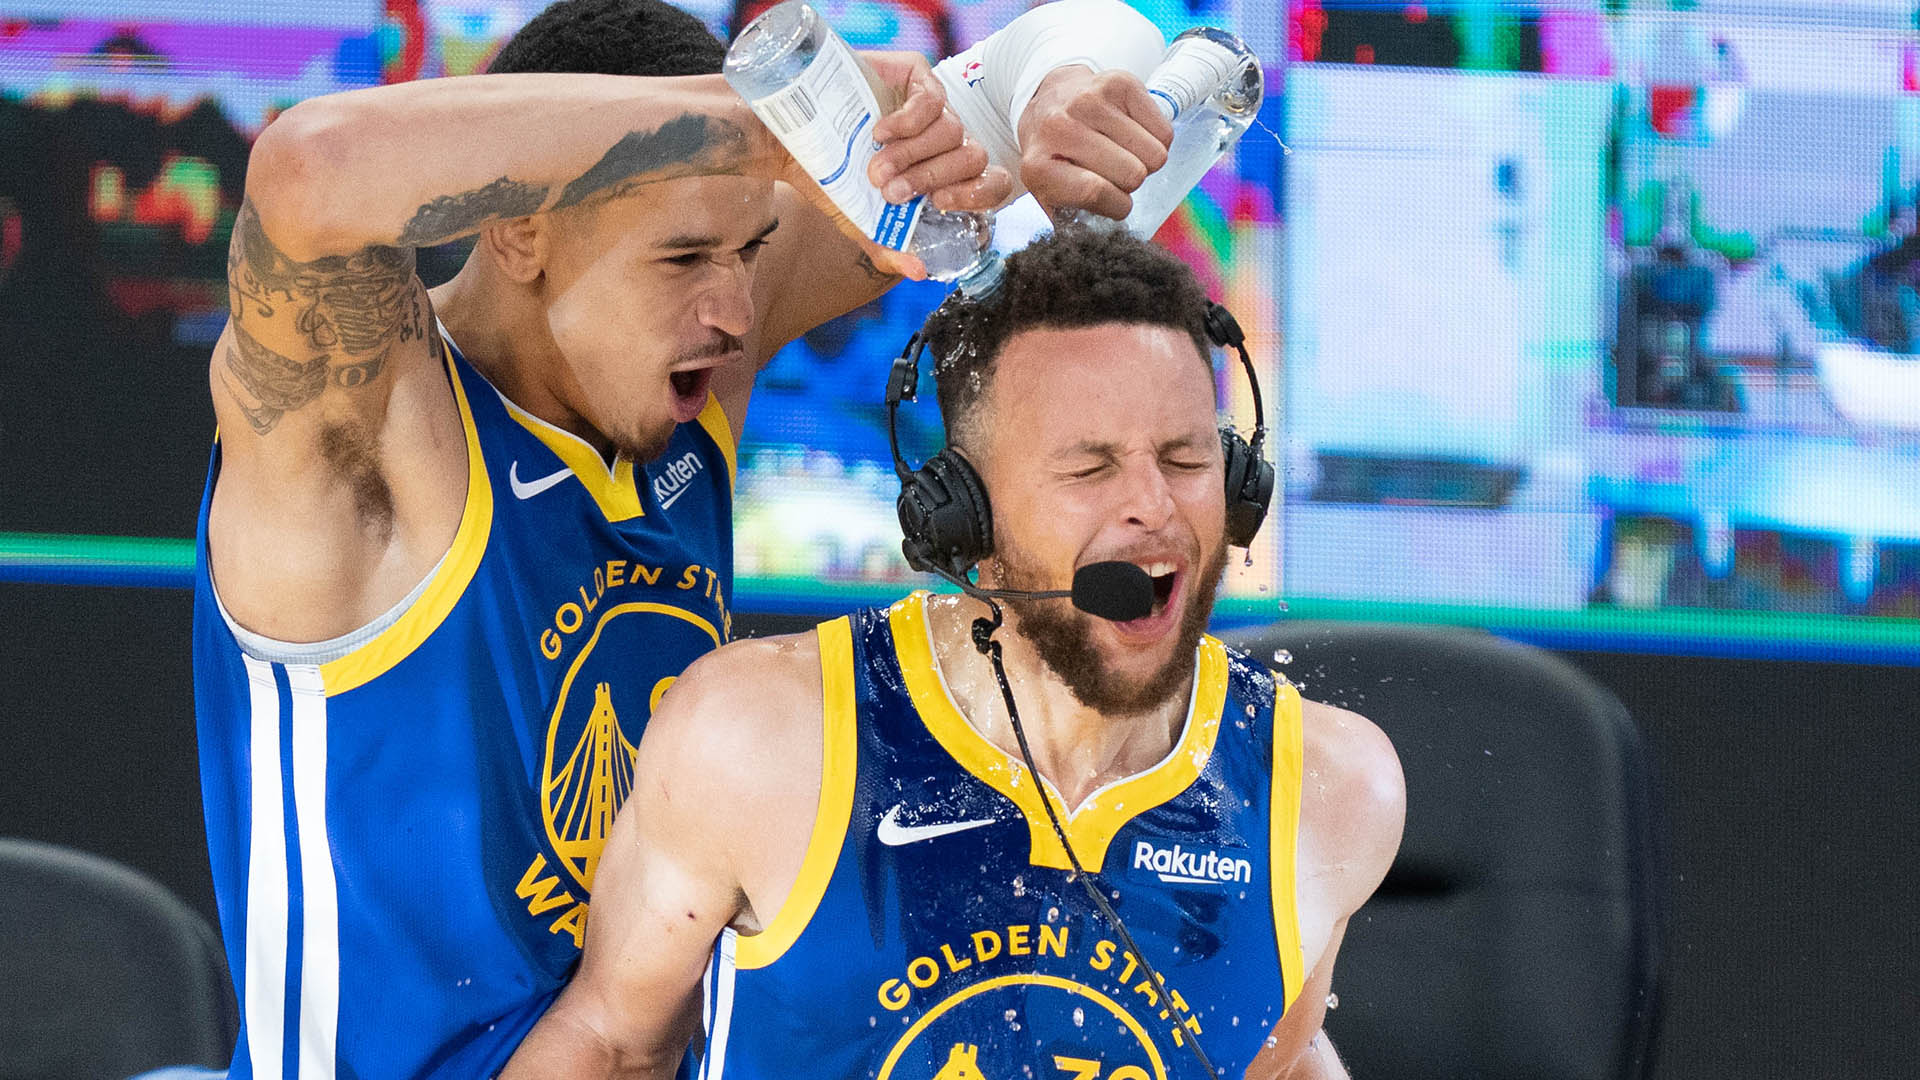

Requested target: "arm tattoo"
[
  {"left": 551, "top": 113, "right": 753, "bottom": 211},
  {"left": 228, "top": 198, "right": 421, "bottom": 355},
  {"left": 396, "top": 175, "right": 549, "bottom": 247},
  {"left": 854, "top": 250, "right": 894, "bottom": 285},
  {"left": 220, "top": 319, "right": 333, "bottom": 435}
]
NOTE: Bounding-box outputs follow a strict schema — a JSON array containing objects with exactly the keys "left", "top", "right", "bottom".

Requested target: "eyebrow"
[
  {"left": 657, "top": 217, "right": 780, "bottom": 251},
  {"left": 1055, "top": 432, "right": 1213, "bottom": 460}
]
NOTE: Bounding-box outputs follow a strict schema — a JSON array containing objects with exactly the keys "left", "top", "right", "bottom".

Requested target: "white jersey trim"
[
  {"left": 242, "top": 654, "right": 289, "bottom": 1078},
  {"left": 700, "top": 930, "right": 740, "bottom": 1080},
  {"left": 289, "top": 664, "right": 338, "bottom": 1080},
  {"left": 212, "top": 548, "right": 446, "bottom": 668}
]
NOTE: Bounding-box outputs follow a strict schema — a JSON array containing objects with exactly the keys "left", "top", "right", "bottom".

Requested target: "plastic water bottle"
[
  {"left": 1083, "top": 27, "right": 1264, "bottom": 238},
  {"left": 724, "top": 1, "right": 997, "bottom": 289}
]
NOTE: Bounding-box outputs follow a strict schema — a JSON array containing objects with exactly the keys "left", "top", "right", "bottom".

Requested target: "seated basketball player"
[
  {"left": 502, "top": 228, "right": 1406, "bottom": 1077},
  {"left": 193, "top": 0, "right": 1178, "bottom": 1074}
]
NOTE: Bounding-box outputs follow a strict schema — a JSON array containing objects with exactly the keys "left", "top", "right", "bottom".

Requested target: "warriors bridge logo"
[{"left": 515, "top": 597, "right": 723, "bottom": 947}]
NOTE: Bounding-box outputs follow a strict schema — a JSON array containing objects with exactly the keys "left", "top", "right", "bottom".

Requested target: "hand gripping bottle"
[
  {"left": 1085, "top": 27, "right": 1264, "bottom": 238},
  {"left": 725, "top": 1, "right": 1001, "bottom": 292}
]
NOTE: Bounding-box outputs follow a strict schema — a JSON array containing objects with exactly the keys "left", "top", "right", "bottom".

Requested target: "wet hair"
[
  {"left": 489, "top": 0, "right": 726, "bottom": 77},
  {"left": 923, "top": 226, "right": 1213, "bottom": 453}
]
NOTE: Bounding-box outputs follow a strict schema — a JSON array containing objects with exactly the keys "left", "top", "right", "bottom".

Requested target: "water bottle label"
[
  {"left": 743, "top": 33, "right": 923, "bottom": 250},
  {"left": 1145, "top": 36, "right": 1242, "bottom": 121}
]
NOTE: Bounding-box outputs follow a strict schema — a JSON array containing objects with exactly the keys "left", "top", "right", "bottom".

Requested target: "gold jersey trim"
[
  {"left": 497, "top": 389, "right": 646, "bottom": 523},
  {"left": 1269, "top": 677, "right": 1306, "bottom": 1012},
  {"left": 695, "top": 393, "right": 737, "bottom": 490},
  {"left": 319, "top": 350, "right": 493, "bottom": 696},
  {"left": 734, "top": 616, "right": 859, "bottom": 969},
  {"left": 889, "top": 592, "right": 1228, "bottom": 873}
]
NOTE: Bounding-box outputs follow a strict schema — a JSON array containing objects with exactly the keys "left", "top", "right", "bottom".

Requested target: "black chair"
[
  {"left": 0, "top": 839, "right": 236, "bottom": 1080},
  {"left": 1222, "top": 622, "right": 1665, "bottom": 1080}
]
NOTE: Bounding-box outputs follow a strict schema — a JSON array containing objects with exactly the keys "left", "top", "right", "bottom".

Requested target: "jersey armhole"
[
  {"left": 1269, "top": 675, "right": 1308, "bottom": 1012},
  {"left": 732, "top": 617, "right": 857, "bottom": 969},
  {"left": 695, "top": 394, "right": 738, "bottom": 491}
]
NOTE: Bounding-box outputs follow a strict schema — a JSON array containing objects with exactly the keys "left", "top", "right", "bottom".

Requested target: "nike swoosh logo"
[
  {"left": 510, "top": 461, "right": 573, "bottom": 500},
  {"left": 875, "top": 804, "right": 997, "bottom": 847}
]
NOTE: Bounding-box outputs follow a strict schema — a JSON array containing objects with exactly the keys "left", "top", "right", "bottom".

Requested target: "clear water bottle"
[
  {"left": 724, "top": 1, "right": 997, "bottom": 288},
  {"left": 1081, "top": 27, "right": 1264, "bottom": 238}
]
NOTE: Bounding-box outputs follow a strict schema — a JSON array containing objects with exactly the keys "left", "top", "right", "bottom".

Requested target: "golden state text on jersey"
[
  {"left": 191, "top": 334, "right": 735, "bottom": 1079},
  {"left": 692, "top": 595, "right": 1308, "bottom": 1080}
]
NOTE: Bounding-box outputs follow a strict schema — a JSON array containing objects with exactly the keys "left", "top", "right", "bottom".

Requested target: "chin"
[{"left": 617, "top": 421, "right": 675, "bottom": 463}]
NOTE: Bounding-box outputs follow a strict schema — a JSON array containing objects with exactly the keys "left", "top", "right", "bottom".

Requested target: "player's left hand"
[
  {"left": 1017, "top": 64, "right": 1173, "bottom": 224},
  {"left": 864, "top": 50, "right": 1014, "bottom": 215}
]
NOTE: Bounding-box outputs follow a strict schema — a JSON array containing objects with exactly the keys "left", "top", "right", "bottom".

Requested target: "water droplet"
[
  {"left": 1265, "top": 1035, "right": 1279, "bottom": 1048},
  {"left": 1004, "top": 1007, "right": 1019, "bottom": 1023},
  {"left": 1245, "top": 703, "right": 1256, "bottom": 718},
  {"left": 1012, "top": 875, "right": 1026, "bottom": 897},
  {"left": 1046, "top": 906, "right": 1060, "bottom": 922},
  {"left": 1072, "top": 1006, "right": 1085, "bottom": 1028},
  {"left": 1231, "top": 1015, "right": 1240, "bottom": 1026},
  {"left": 868, "top": 1015, "right": 878, "bottom": 1027},
  {"left": 1273, "top": 649, "right": 1293, "bottom": 665},
  {"left": 1325, "top": 992, "right": 1340, "bottom": 1010}
]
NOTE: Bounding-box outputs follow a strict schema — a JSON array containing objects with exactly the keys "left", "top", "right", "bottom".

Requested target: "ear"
[{"left": 479, "top": 216, "right": 547, "bottom": 285}]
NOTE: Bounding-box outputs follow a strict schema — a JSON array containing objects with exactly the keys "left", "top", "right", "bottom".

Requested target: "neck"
[
  {"left": 432, "top": 264, "right": 616, "bottom": 461},
  {"left": 924, "top": 593, "right": 1190, "bottom": 812}
]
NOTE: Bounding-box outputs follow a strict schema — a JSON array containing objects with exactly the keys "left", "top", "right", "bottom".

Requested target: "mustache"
[{"left": 675, "top": 334, "right": 745, "bottom": 367}]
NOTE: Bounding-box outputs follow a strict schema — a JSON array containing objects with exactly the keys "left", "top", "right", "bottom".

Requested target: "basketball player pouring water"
[
  {"left": 192, "top": 0, "right": 1182, "bottom": 1075},
  {"left": 502, "top": 229, "right": 1405, "bottom": 1079}
]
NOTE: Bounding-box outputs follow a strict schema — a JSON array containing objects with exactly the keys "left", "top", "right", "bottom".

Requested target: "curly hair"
[
  {"left": 924, "top": 226, "right": 1213, "bottom": 452},
  {"left": 489, "top": 0, "right": 726, "bottom": 77}
]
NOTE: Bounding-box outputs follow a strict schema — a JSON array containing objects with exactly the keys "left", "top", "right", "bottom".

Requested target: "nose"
[
  {"left": 1117, "top": 454, "right": 1177, "bottom": 533},
  {"left": 695, "top": 257, "right": 755, "bottom": 338}
]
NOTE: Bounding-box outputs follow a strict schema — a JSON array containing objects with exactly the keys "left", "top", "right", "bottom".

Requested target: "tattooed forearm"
[
  {"left": 395, "top": 176, "right": 549, "bottom": 247},
  {"left": 853, "top": 250, "right": 894, "bottom": 285},
  {"left": 551, "top": 113, "right": 753, "bottom": 212},
  {"left": 228, "top": 198, "right": 419, "bottom": 356},
  {"left": 220, "top": 320, "right": 332, "bottom": 434}
]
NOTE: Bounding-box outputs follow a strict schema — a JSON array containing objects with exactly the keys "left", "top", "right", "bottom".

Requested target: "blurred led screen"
[{"left": 1, "top": 0, "right": 1916, "bottom": 661}]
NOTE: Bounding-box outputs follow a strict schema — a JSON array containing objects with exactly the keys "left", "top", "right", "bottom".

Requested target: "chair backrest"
[
  {"left": 1222, "top": 622, "right": 1665, "bottom": 1080},
  {"left": 0, "top": 839, "right": 236, "bottom": 1079}
]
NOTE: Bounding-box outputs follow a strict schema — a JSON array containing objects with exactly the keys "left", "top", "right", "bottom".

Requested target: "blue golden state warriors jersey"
[
  {"left": 696, "top": 593, "right": 1307, "bottom": 1080},
  {"left": 191, "top": 335, "right": 735, "bottom": 1078}
]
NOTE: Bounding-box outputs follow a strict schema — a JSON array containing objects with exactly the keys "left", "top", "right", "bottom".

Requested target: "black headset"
[{"left": 885, "top": 298, "right": 1276, "bottom": 582}]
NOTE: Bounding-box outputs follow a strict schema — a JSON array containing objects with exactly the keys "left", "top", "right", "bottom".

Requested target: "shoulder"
[
  {"left": 1297, "top": 699, "right": 1406, "bottom": 917},
  {"left": 637, "top": 628, "right": 831, "bottom": 811}
]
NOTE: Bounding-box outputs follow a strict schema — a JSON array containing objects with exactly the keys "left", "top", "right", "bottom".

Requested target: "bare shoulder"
[
  {"left": 638, "top": 629, "right": 830, "bottom": 819},
  {"left": 637, "top": 628, "right": 836, "bottom": 929},
  {"left": 1298, "top": 699, "right": 1406, "bottom": 914}
]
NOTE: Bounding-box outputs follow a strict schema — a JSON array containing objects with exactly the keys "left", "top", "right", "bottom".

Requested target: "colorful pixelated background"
[{"left": 2, "top": 0, "right": 1917, "bottom": 660}]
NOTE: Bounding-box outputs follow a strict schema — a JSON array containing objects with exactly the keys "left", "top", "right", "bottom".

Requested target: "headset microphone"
[{"left": 924, "top": 560, "right": 1157, "bottom": 622}]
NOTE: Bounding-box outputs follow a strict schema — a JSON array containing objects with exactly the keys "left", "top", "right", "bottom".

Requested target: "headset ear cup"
[
  {"left": 1221, "top": 430, "right": 1276, "bottom": 548},
  {"left": 908, "top": 449, "right": 993, "bottom": 576}
]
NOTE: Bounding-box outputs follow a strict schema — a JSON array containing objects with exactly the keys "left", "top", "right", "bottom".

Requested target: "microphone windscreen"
[{"left": 1072, "top": 561, "right": 1155, "bottom": 622}]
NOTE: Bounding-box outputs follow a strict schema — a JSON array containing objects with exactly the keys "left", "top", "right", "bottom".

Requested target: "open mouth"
[
  {"left": 1106, "top": 558, "right": 1182, "bottom": 638},
  {"left": 668, "top": 366, "right": 715, "bottom": 423},
  {"left": 1146, "top": 562, "right": 1177, "bottom": 612}
]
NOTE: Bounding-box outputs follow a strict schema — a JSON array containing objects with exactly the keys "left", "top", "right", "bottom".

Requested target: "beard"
[
  {"left": 616, "top": 423, "right": 675, "bottom": 464},
  {"left": 991, "top": 535, "right": 1230, "bottom": 718}
]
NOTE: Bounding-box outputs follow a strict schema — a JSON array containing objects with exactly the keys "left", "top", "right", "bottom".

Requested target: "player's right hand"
[{"left": 1016, "top": 65, "right": 1173, "bottom": 225}]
